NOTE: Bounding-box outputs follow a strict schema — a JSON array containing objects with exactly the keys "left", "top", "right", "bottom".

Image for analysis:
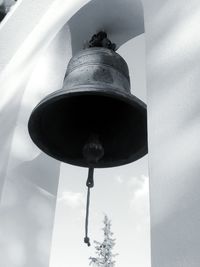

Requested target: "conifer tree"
[{"left": 89, "top": 215, "right": 117, "bottom": 267}]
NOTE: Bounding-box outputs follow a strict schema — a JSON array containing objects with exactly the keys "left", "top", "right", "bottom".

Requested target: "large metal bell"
[{"left": 28, "top": 47, "right": 147, "bottom": 168}]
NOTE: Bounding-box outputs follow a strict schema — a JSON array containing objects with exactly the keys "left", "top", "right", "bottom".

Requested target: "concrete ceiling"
[{"left": 68, "top": 0, "right": 144, "bottom": 54}]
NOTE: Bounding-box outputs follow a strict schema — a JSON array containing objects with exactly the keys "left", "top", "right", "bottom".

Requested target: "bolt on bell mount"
[{"left": 28, "top": 31, "right": 148, "bottom": 247}]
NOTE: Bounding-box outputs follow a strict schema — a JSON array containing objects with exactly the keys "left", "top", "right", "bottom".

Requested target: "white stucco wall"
[
  {"left": 0, "top": 25, "right": 71, "bottom": 267},
  {"left": 0, "top": 0, "right": 90, "bottom": 201},
  {"left": 142, "top": 0, "right": 200, "bottom": 266},
  {"left": 0, "top": 0, "right": 89, "bottom": 266}
]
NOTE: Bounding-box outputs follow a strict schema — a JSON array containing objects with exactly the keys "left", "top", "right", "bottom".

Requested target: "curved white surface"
[
  {"left": 0, "top": 0, "right": 90, "bottom": 203},
  {"left": 0, "top": 1, "right": 90, "bottom": 267},
  {"left": 68, "top": 0, "right": 144, "bottom": 54},
  {"left": 142, "top": 0, "right": 200, "bottom": 266}
]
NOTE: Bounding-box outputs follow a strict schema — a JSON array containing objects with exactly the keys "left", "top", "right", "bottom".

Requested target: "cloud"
[
  {"left": 129, "top": 175, "right": 150, "bottom": 224},
  {"left": 114, "top": 175, "right": 123, "bottom": 184},
  {"left": 58, "top": 191, "right": 84, "bottom": 209},
  {"left": 128, "top": 175, "right": 148, "bottom": 197}
]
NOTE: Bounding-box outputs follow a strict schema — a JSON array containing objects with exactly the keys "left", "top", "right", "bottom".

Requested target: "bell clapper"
[
  {"left": 83, "top": 134, "right": 104, "bottom": 246},
  {"left": 84, "top": 168, "right": 93, "bottom": 247}
]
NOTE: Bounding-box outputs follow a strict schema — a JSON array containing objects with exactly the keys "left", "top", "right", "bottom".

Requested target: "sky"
[{"left": 49, "top": 34, "right": 151, "bottom": 267}]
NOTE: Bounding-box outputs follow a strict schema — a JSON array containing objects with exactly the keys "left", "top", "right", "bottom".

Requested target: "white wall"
[
  {"left": 142, "top": 0, "right": 200, "bottom": 266},
  {"left": 0, "top": 0, "right": 91, "bottom": 201},
  {"left": 0, "top": 0, "right": 56, "bottom": 72},
  {"left": 0, "top": 1, "right": 90, "bottom": 266},
  {"left": 0, "top": 25, "right": 71, "bottom": 267}
]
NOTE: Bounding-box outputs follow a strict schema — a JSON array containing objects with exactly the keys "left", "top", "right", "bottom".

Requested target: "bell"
[
  {"left": 28, "top": 45, "right": 147, "bottom": 168},
  {"left": 28, "top": 32, "right": 148, "bottom": 246}
]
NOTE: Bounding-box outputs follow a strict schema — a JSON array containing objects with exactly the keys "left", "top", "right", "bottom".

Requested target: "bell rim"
[
  {"left": 32, "top": 86, "right": 147, "bottom": 112},
  {"left": 28, "top": 87, "right": 148, "bottom": 168}
]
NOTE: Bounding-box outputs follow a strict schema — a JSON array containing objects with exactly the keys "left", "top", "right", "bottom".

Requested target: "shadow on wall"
[
  {"left": 13, "top": 153, "right": 60, "bottom": 196},
  {"left": 0, "top": 153, "right": 60, "bottom": 267},
  {"left": 151, "top": 159, "right": 200, "bottom": 267},
  {"left": 145, "top": 1, "right": 200, "bottom": 266},
  {"left": 0, "top": 90, "right": 25, "bottom": 203},
  {"left": 0, "top": 10, "right": 70, "bottom": 267}
]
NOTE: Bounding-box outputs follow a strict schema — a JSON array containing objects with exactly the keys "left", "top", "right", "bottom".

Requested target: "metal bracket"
[{"left": 88, "top": 31, "right": 116, "bottom": 51}]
